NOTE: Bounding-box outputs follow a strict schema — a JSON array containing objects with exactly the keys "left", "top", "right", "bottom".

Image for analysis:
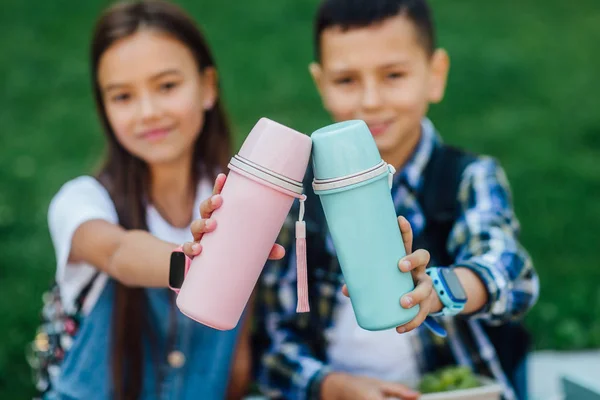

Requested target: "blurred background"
[{"left": 1, "top": 0, "right": 599, "bottom": 398}]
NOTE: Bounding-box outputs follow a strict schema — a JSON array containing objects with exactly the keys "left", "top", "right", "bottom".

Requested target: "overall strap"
[{"left": 414, "top": 144, "right": 477, "bottom": 266}]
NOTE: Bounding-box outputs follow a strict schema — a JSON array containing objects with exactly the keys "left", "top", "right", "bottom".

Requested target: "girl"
[{"left": 29, "top": 1, "right": 283, "bottom": 399}]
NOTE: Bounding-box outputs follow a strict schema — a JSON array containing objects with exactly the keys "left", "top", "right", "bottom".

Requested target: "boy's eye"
[
  {"left": 387, "top": 72, "right": 405, "bottom": 80},
  {"left": 333, "top": 77, "right": 354, "bottom": 85},
  {"left": 111, "top": 93, "right": 131, "bottom": 103},
  {"left": 159, "top": 81, "right": 178, "bottom": 92}
]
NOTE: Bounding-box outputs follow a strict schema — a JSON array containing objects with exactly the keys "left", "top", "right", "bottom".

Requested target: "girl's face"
[{"left": 98, "top": 29, "right": 216, "bottom": 166}]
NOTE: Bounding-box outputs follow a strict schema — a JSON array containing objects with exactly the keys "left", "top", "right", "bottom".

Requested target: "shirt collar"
[{"left": 393, "top": 117, "right": 442, "bottom": 193}]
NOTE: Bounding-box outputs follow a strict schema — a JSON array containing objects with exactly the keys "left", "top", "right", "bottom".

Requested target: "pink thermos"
[{"left": 176, "top": 118, "right": 313, "bottom": 330}]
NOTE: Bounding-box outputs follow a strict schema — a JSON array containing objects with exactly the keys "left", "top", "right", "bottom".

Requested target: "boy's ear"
[
  {"left": 202, "top": 66, "right": 218, "bottom": 110},
  {"left": 309, "top": 62, "right": 324, "bottom": 97},
  {"left": 428, "top": 49, "right": 450, "bottom": 104}
]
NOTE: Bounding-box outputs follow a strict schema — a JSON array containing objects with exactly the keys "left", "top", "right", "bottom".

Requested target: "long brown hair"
[{"left": 90, "top": 1, "right": 232, "bottom": 398}]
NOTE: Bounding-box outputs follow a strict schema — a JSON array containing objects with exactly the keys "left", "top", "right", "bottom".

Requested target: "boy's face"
[{"left": 310, "top": 14, "right": 449, "bottom": 159}]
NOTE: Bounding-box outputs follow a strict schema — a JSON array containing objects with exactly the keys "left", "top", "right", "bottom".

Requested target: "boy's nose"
[{"left": 361, "top": 82, "right": 383, "bottom": 111}]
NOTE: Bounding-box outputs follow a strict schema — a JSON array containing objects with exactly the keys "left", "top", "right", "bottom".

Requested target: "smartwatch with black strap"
[{"left": 168, "top": 246, "right": 191, "bottom": 294}]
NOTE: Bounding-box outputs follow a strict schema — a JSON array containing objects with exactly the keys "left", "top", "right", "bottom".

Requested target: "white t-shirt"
[
  {"left": 326, "top": 281, "right": 422, "bottom": 387},
  {"left": 47, "top": 175, "right": 212, "bottom": 315}
]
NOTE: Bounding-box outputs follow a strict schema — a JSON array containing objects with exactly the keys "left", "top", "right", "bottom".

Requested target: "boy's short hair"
[{"left": 314, "top": 0, "right": 436, "bottom": 61}]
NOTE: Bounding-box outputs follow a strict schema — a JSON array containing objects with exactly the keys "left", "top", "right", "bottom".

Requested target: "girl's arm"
[{"left": 69, "top": 220, "right": 178, "bottom": 287}]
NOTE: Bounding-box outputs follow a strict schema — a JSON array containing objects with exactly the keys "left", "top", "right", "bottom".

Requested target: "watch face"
[
  {"left": 440, "top": 268, "right": 467, "bottom": 302},
  {"left": 169, "top": 252, "right": 186, "bottom": 289}
]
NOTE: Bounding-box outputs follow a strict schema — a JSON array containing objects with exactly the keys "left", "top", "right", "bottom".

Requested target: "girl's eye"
[{"left": 160, "top": 81, "right": 178, "bottom": 92}]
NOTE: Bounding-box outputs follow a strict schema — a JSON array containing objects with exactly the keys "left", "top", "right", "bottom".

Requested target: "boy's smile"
[{"left": 310, "top": 13, "right": 449, "bottom": 168}]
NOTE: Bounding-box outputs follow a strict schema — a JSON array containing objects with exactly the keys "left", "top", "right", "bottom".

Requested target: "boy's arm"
[{"left": 446, "top": 157, "right": 539, "bottom": 324}]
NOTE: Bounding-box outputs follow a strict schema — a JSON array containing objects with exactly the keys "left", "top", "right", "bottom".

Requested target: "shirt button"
[{"left": 168, "top": 350, "right": 186, "bottom": 368}]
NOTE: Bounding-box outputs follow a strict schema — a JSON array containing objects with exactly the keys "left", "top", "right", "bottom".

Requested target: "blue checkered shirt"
[{"left": 253, "top": 118, "right": 539, "bottom": 400}]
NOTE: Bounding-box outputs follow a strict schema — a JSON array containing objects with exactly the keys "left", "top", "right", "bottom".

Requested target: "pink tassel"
[{"left": 296, "top": 198, "right": 310, "bottom": 313}]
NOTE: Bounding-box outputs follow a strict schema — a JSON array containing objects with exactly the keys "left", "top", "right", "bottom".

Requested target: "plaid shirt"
[{"left": 254, "top": 118, "right": 539, "bottom": 400}]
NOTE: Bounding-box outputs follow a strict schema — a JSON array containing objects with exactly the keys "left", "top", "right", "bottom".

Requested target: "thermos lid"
[
  {"left": 310, "top": 120, "right": 382, "bottom": 180},
  {"left": 237, "top": 118, "right": 312, "bottom": 182}
]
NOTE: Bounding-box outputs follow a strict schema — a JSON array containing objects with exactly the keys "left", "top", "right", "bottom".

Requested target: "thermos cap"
[
  {"left": 310, "top": 120, "right": 382, "bottom": 180},
  {"left": 238, "top": 118, "right": 312, "bottom": 182}
]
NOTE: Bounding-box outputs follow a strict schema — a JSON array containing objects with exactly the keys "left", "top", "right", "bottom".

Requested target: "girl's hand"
[{"left": 182, "top": 173, "right": 286, "bottom": 260}]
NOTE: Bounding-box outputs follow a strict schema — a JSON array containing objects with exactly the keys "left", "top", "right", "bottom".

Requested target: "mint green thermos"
[{"left": 310, "top": 120, "right": 419, "bottom": 331}]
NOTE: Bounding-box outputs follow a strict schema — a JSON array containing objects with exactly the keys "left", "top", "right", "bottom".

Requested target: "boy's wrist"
[
  {"left": 453, "top": 266, "right": 489, "bottom": 315},
  {"left": 430, "top": 291, "right": 444, "bottom": 314}
]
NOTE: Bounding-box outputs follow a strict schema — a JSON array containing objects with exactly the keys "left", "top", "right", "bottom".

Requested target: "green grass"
[{"left": 1, "top": 0, "right": 599, "bottom": 397}]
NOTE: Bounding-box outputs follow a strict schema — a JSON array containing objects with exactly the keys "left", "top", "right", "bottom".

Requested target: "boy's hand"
[
  {"left": 182, "top": 173, "right": 286, "bottom": 260},
  {"left": 341, "top": 216, "right": 441, "bottom": 334},
  {"left": 321, "top": 372, "right": 420, "bottom": 400}
]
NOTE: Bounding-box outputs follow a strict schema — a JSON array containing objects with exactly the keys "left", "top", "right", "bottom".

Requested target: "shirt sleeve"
[
  {"left": 254, "top": 217, "right": 332, "bottom": 400},
  {"left": 447, "top": 157, "right": 539, "bottom": 324},
  {"left": 47, "top": 176, "right": 118, "bottom": 312}
]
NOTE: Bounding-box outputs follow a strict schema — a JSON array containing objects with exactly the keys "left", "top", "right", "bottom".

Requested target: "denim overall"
[{"left": 47, "top": 279, "right": 241, "bottom": 400}]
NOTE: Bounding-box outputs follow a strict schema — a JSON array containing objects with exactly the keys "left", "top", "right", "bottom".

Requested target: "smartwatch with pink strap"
[{"left": 168, "top": 246, "right": 192, "bottom": 294}]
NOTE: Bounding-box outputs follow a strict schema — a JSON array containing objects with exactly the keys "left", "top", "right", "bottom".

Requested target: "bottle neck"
[
  {"left": 228, "top": 155, "right": 304, "bottom": 197},
  {"left": 312, "top": 160, "right": 395, "bottom": 193}
]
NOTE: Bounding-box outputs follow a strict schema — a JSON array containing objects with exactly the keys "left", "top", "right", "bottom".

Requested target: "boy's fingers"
[
  {"left": 341, "top": 284, "right": 349, "bottom": 297},
  {"left": 200, "top": 195, "right": 223, "bottom": 219},
  {"left": 381, "top": 382, "right": 420, "bottom": 400},
  {"left": 398, "top": 216, "right": 413, "bottom": 254},
  {"left": 401, "top": 273, "right": 433, "bottom": 309},
  {"left": 396, "top": 300, "right": 430, "bottom": 334},
  {"left": 398, "top": 249, "right": 430, "bottom": 273}
]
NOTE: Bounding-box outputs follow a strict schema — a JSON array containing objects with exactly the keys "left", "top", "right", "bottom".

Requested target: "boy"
[
  {"left": 185, "top": 0, "right": 538, "bottom": 399},
  {"left": 251, "top": 1, "right": 538, "bottom": 399}
]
